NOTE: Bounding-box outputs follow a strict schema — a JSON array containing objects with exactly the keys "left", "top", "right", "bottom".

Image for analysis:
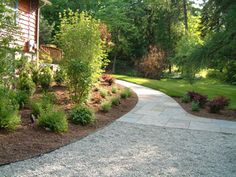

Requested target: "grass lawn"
[{"left": 114, "top": 74, "right": 236, "bottom": 109}]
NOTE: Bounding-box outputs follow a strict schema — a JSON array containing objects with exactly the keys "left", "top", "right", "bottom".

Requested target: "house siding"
[{"left": 16, "top": 0, "right": 39, "bottom": 53}]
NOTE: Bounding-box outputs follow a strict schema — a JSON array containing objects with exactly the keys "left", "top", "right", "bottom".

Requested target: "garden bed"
[
  {"left": 174, "top": 97, "right": 236, "bottom": 121},
  {"left": 0, "top": 83, "right": 138, "bottom": 165}
]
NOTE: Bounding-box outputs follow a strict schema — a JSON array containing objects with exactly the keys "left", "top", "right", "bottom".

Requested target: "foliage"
[
  {"left": 31, "top": 94, "right": 54, "bottom": 118},
  {"left": 39, "top": 15, "right": 54, "bottom": 45},
  {"left": 32, "top": 68, "right": 40, "bottom": 85},
  {"left": 99, "top": 88, "right": 108, "bottom": 98},
  {"left": 18, "top": 72, "right": 36, "bottom": 96},
  {"left": 70, "top": 106, "right": 95, "bottom": 126},
  {"left": 224, "top": 61, "right": 236, "bottom": 85},
  {"left": 54, "top": 69, "right": 66, "bottom": 85},
  {"left": 137, "top": 45, "right": 166, "bottom": 79},
  {"left": 38, "top": 108, "right": 68, "bottom": 133},
  {"left": 39, "top": 66, "right": 53, "bottom": 90},
  {"left": 120, "top": 88, "right": 132, "bottom": 99},
  {"left": 0, "top": 0, "right": 19, "bottom": 87},
  {"left": 206, "top": 70, "right": 225, "bottom": 81},
  {"left": 111, "top": 86, "right": 117, "bottom": 94},
  {"left": 0, "top": 87, "right": 21, "bottom": 131},
  {"left": 15, "top": 90, "right": 30, "bottom": 109},
  {"left": 111, "top": 96, "right": 120, "bottom": 106},
  {"left": 207, "top": 96, "right": 230, "bottom": 113},
  {"left": 101, "top": 101, "right": 112, "bottom": 112},
  {"left": 187, "top": 91, "right": 208, "bottom": 108},
  {"left": 56, "top": 11, "right": 108, "bottom": 104},
  {"left": 181, "top": 94, "right": 191, "bottom": 103},
  {"left": 191, "top": 101, "right": 200, "bottom": 112},
  {"left": 102, "top": 74, "right": 115, "bottom": 85}
]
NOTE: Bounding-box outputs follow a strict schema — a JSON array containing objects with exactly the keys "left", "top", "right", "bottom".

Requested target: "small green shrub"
[
  {"left": 120, "top": 88, "right": 132, "bottom": 99},
  {"left": 54, "top": 69, "right": 66, "bottom": 85},
  {"left": 111, "top": 96, "right": 120, "bottom": 106},
  {"left": 32, "top": 68, "right": 39, "bottom": 85},
  {"left": 101, "top": 101, "right": 112, "bottom": 112},
  {"left": 18, "top": 72, "right": 36, "bottom": 96},
  {"left": 39, "top": 66, "right": 53, "bottom": 90},
  {"left": 99, "top": 88, "right": 108, "bottom": 98},
  {"left": 42, "top": 92, "right": 57, "bottom": 104},
  {"left": 191, "top": 101, "right": 200, "bottom": 112},
  {"left": 0, "top": 96, "right": 21, "bottom": 131},
  {"left": 31, "top": 96, "right": 54, "bottom": 118},
  {"left": 38, "top": 108, "right": 68, "bottom": 133},
  {"left": 111, "top": 86, "right": 117, "bottom": 94},
  {"left": 16, "top": 90, "right": 30, "bottom": 109},
  {"left": 181, "top": 94, "right": 191, "bottom": 103},
  {"left": 70, "top": 106, "right": 95, "bottom": 126}
]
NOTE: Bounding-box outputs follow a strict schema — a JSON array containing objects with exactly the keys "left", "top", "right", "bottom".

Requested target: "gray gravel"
[{"left": 0, "top": 121, "right": 236, "bottom": 177}]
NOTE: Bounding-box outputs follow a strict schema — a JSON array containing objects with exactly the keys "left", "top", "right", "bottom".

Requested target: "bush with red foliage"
[
  {"left": 187, "top": 91, "right": 208, "bottom": 108},
  {"left": 102, "top": 74, "right": 115, "bottom": 86},
  {"left": 207, "top": 96, "right": 230, "bottom": 113}
]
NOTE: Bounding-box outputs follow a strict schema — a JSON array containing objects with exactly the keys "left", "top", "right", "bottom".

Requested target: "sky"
[{"left": 191, "top": 0, "right": 205, "bottom": 8}]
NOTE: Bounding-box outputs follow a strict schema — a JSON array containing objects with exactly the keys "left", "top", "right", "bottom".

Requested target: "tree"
[
  {"left": 39, "top": 15, "right": 54, "bottom": 45},
  {"left": 56, "top": 11, "right": 108, "bottom": 104},
  {"left": 0, "top": 0, "right": 19, "bottom": 87}
]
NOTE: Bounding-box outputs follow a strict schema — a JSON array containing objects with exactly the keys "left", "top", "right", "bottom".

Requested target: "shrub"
[
  {"left": 187, "top": 91, "right": 208, "bottom": 108},
  {"left": 191, "top": 101, "right": 200, "bottom": 112},
  {"left": 18, "top": 72, "right": 36, "bottom": 96},
  {"left": 224, "top": 61, "right": 236, "bottom": 84},
  {"left": 206, "top": 70, "right": 225, "bottom": 81},
  {"left": 38, "top": 108, "right": 68, "bottom": 133},
  {"left": 70, "top": 106, "right": 95, "bottom": 126},
  {"left": 15, "top": 90, "right": 30, "bottom": 109},
  {"left": 181, "top": 94, "right": 191, "bottom": 103},
  {"left": 42, "top": 92, "right": 57, "bottom": 104},
  {"left": 120, "top": 88, "right": 132, "bottom": 99},
  {"left": 101, "top": 101, "right": 112, "bottom": 112},
  {"left": 0, "top": 96, "right": 21, "bottom": 131},
  {"left": 102, "top": 74, "right": 115, "bottom": 85},
  {"left": 31, "top": 96, "right": 54, "bottom": 118},
  {"left": 54, "top": 69, "right": 66, "bottom": 85},
  {"left": 111, "top": 86, "right": 117, "bottom": 94},
  {"left": 137, "top": 45, "right": 166, "bottom": 79},
  {"left": 207, "top": 96, "right": 230, "bottom": 113},
  {"left": 39, "top": 66, "right": 53, "bottom": 90},
  {"left": 99, "top": 88, "right": 108, "bottom": 98},
  {"left": 56, "top": 11, "right": 108, "bottom": 105},
  {"left": 111, "top": 96, "right": 120, "bottom": 106},
  {"left": 32, "top": 68, "right": 39, "bottom": 85}
]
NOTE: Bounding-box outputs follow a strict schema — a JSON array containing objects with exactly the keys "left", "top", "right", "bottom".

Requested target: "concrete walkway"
[
  {"left": 117, "top": 80, "right": 236, "bottom": 134},
  {"left": 0, "top": 80, "right": 236, "bottom": 177}
]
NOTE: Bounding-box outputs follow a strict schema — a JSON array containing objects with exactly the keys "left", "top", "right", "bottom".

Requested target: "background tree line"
[{"left": 41, "top": 0, "right": 236, "bottom": 84}]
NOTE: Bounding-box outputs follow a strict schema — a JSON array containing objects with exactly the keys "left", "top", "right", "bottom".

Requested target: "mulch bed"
[
  {"left": 0, "top": 83, "right": 138, "bottom": 165},
  {"left": 174, "top": 97, "right": 236, "bottom": 121}
]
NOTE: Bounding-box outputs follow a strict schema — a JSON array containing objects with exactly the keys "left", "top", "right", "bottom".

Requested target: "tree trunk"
[{"left": 183, "top": 0, "right": 188, "bottom": 32}]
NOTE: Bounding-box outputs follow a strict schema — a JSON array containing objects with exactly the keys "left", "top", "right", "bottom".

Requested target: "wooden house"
[{"left": 12, "top": 0, "right": 51, "bottom": 59}]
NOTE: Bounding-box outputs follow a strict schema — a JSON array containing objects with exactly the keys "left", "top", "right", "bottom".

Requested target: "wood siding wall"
[{"left": 16, "top": 0, "right": 39, "bottom": 53}]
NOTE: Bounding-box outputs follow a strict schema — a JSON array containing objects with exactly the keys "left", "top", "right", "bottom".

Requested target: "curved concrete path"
[
  {"left": 0, "top": 80, "right": 236, "bottom": 177},
  {"left": 117, "top": 80, "right": 236, "bottom": 134}
]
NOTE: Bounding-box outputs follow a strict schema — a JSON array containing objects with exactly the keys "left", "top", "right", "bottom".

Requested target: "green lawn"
[{"left": 114, "top": 74, "right": 236, "bottom": 109}]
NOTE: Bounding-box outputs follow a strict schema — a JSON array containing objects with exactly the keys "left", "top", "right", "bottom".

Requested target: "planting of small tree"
[{"left": 56, "top": 10, "right": 108, "bottom": 105}]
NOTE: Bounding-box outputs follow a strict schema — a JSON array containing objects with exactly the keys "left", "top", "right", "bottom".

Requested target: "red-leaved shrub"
[
  {"left": 102, "top": 74, "right": 115, "bottom": 86},
  {"left": 187, "top": 91, "right": 208, "bottom": 108},
  {"left": 207, "top": 96, "right": 230, "bottom": 113}
]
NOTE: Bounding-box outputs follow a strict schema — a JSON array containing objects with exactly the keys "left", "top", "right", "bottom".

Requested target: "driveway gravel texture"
[{"left": 0, "top": 121, "right": 236, "bottom": 177}]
